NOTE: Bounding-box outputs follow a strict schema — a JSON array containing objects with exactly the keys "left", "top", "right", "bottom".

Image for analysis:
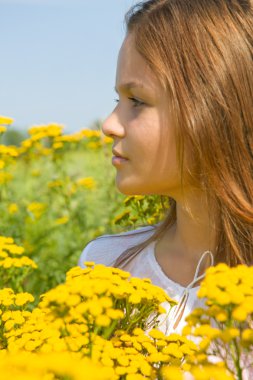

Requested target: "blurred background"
[
  {"left": 0, "top": 0, "right": 138, "bottom": 135},
  {"left": 0, "top": 0, "right": 166, "bottom": 294}
]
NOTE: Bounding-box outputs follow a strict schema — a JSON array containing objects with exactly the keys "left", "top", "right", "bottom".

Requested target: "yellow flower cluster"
[
  {"left": 161, "top": 363, "right": 234, "bottom": 380},
  {"left": 0, "top": 171, "right": 13, "bottom": 184},
  {"left": 199, "top": 263, "right": 253, "bottom": 320},
  {"left": 0, "top": 145, "right": 19, "bottom": 158},
  {"left": 0, "top": 288, "right": 35, "bottom": 350},
  {"left": 27, "top": 202, "right": 47, "bottom": 220},
  {"left": 1, "top": 263, "right": 203, "bottom": 379},
  {"left": 0, "top": 288, "right": 33, "bottom": 307},
  {"left": 0, "top": 236, "right": 23, "bottom": 256},
  {"left": 0, "top": 115, "right": 13, "bottom": 141},
  {"left": 0, "top": 142, "right": 19, "bottom": 179},
  {"left": 0, "top": 236, "right": 36, "bottom": 266},
  {"left": 183, "top": 263, "right": 253, "bottom": 378},
  {"left": 17, "top": 123, "right": 112, "bottom": 157},
  {"left": 43, "top": 262, "right": 176, "bottom": 334},
  {"left": 1, "top": 245, "right": 247, "bottom": 380},
  {"left": 7, "top": 203, "right": 19, "bottom": 215},
  {"left": 0, "top": 256, "right": 37, "bottom": 269},
  {"left": 0, "top": 115, "right": 14, "bottom": 126},
  {"left": 28, "top": 123, "right": 64, "bottom": 139},
  {"left": 0, "top": 126, "right": 7, "bottom": 134},
  {"left": 47, "top": 179, "right": 64, "bottom": 188},
  {"left": 0, "top": 236, "right": 37, "bottom": 290},
  {"left": 54, "top": 216, "right": 69, "bottom": 225},
  {"left": 89, "top": 329, "right": 197, "bottom": 379},
  {"left": 76, "top": 177, "right": 97, "bottom": 189},
  {"left": 0, "top": 136, "right": 19, "bottom": 183},
  {"left": 0, "top": 351, "right": 113, "bottom": 380}
]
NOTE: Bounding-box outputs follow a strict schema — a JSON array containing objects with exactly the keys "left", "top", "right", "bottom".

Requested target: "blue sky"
[{"left": 0, "top": 0, "right": 138, "bottom": 132}]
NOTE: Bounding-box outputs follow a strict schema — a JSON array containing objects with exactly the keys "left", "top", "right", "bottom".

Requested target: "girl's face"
[{"left": 102, "top": 34, "right": 182, "bottom": 196}]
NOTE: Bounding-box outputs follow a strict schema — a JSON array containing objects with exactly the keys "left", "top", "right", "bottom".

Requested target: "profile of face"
[{"left": 102, "top": 34, "right": 182, "bottom": 197}]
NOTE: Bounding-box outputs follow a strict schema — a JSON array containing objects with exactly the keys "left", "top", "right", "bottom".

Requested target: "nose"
[{"left": 102, "top": 109, "right": 125, "bottom": 138}]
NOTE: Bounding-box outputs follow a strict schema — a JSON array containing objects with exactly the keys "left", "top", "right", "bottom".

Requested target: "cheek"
[
  {"left": 114, "top": 114, "right": 181, "bottom": 194},
  {"left": 146, "top": 131, "right": 178, "bottom": 176}
]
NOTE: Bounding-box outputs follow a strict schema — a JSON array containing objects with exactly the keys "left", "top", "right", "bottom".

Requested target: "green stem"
[
  {"left": 102, "top": 319, "right": 119, "bottom": 340},
  {"left": 233, "top": 339, "right": 243, "bottom": 380}
]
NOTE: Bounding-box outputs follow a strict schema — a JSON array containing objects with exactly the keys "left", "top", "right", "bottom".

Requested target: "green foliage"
[{"left": 2, "top": 128, "right": 27, "bottom": 146}]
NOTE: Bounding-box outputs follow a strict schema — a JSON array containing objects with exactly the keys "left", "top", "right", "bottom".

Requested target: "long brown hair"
[{"left": 112, "top": 0, "right": 253, "bottom": 268}]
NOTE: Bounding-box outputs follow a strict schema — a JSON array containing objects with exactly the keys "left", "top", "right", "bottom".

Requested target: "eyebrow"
[{"left": 114, "top": 81, "right": 145, "bottom": 93}]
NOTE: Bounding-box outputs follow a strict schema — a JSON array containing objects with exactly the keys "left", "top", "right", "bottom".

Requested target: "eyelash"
[{"left": 114, "top": 97, "right": 144, "bottom": 108}]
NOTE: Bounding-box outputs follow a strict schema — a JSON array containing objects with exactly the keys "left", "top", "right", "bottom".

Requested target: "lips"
[{"left": 112, "top": 148, "right": 128, "bottom": 160}]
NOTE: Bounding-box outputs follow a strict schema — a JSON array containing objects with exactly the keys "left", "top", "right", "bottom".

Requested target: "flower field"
[{"left": 0, "top": 116, "right": 252, "bottom": 379}]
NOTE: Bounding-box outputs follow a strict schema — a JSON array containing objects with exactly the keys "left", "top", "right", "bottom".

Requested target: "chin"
[
  {"left": 115, "top": 178, "right": 139, "bottom": 195},
  {"left": 115, "top": 178, "right": 155, "bottom": 196}
]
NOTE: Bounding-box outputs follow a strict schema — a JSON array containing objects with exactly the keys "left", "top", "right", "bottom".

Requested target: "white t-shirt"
[{"left": 78, "top": 224, "right": 207, "bottom": 335}]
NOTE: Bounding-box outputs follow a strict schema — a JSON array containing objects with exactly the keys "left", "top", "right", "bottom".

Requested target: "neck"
[{"left": 164, "top": 191, "right": 217, "bottom": 265}]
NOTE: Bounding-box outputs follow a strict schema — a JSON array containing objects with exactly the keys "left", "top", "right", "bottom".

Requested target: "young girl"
[{"left": 79, "top": 0, "right": 253, "bottom": 335}]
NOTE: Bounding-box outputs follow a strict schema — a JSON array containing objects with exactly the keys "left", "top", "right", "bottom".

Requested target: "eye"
[
  {"left": 128, "top": 97, "right": 144, "bottom": 107},
  {"left": 114, "top": 97, "right": 145, "bottom": 107}
]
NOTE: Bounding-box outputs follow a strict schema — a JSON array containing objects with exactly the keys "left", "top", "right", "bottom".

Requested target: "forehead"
[{"left": 115, "top": 34, "right": 160, "bottom": 93}]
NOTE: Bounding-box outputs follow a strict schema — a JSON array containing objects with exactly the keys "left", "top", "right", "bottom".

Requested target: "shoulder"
[{"left": 78, "top": 224, "right": 157, "bottom": 268}]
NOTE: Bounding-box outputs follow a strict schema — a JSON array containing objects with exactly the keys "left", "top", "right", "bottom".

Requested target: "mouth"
[
  {"left": 112, "top": 149, "right": 128, "bottom": 160},
  {"left": 112, "top": 150, "right": 129, "bottom": 166}
]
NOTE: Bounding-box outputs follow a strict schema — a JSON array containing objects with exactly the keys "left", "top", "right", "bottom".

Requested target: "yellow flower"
[
  {"left": 161, "top": 366, "right": 183, "bottom": 380},
  {"left": 95, "top": 315, "right": 111, "bottom": 327},
  {"left": 219, "top": 328, "right": 240, "bottom": 343},
  {"left": 0, "top": 256, "right": 37, "bottom": 269},
  {"left": 0, "top": 172, "right": 13, "bottom": 184},
  {"left": 232, "top": 306, "right": 248, "bottom": 322},
  {"left": 1, "top": 311, "right": 12, "bottom": 321},
  {"left": 79, "top": 129, "right": 98, "bottom": 138},
  {"left": 117, "top": 355, "right": 129, "bottom": 367},
  {"left": 0, "top": 126, "right": 7, "bottom": 133},
  {"left": 102, "top": 136, "right": 113, "bottom": 144},
  {"left": 190, "top": 364, "right": 234, "bottom": 380},
  {"left": 76, "top": 177, "right": 97, "bottom": 189},
  {"left": 194, "top": 325, "right": 221, "bottom": 340},
  {"left": 129, "top": 294, "right": 142, "bottom": 304},
  {"left": 100, "top": 356, "right": 114, "bottom": 367},
  {"left": 242, "top": 329, "right": 253, "bottom": 343},
  {"left": 15, "top": 293, "right": 34, "bottom": 307},
  {"left": 106, "top": 309, "right": 124, "bottom": 319},
  {"left": 40, "top": 148, "right": 53, "bottom": 156},
  {"left": 99, "top": 297, "right": 113, "bottom": 308},
  {"left": 4, "top": 320, "right": 15, "bottom": 331},
  {"left": 113, "top": 210, "right": 131, "bottom": 224},
  {"left": 28, "top": 123, "right": 64, "bottom": 137},
  {"left": 47, "top": 179, "right": 63, "bottom": 188},
  {"left": 148, "top": 329, "right": 166, "bottom": 340},
  {"left": 115, "top": 366, "right": 128, "bottom": 376},
  {"left": 27, "top": 202, "right": 46, "bottom": 219},
  {"left": 0, "top": 237, "right": 25, "bottom": 256},
  {"left": 140, "top": 362, "right": 152, "bottom": 376},
  {"left": 7, "top": 203, "right": 19, "bottom": 215},
  {"left": 0, "top": 145, "right": 18, "bottom": 157},
  {"left": 162, "top": 343, "right": 183, "bottom": 359},
  {"left": 87, "top": 141, "right": 101, "bottom": 149},
  {"left": 0, "top": 115, "right": 14, "bottom": 125},
  {"left": 54, "top": 216, "right": 69, "bottom": 225},
  {"left": 53, "top": 142, "right": 64, "bottom": 150}
]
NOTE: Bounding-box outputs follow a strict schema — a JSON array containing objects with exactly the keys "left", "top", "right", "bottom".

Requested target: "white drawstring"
[{"left": 164, "top": 250, "right": 214, "bottom": 335}]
